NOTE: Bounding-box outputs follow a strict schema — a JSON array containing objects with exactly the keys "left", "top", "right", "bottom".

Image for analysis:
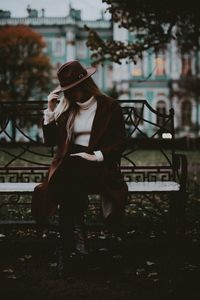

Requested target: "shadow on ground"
[{"left": 0, "top": 227, "right": 200, "bottom": 300}]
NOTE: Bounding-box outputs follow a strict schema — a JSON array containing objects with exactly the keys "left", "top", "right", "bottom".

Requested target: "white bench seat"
[
  {"left": 127, "top": 181, "right": 180, "bottom": 192},
  {"left": 0, "top": 182, "right": 39, "bottom": 193},
  {"left": 0, "top": 181, "right": 180, "bottom": 194}
]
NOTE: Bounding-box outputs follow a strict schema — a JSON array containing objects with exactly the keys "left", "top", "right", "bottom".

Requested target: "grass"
[
  {"left": 0, "top": 145, "right": 198, "bottom": 167},
  {"left": 0, "top": 145, "right": 52, "bottom": 166}
]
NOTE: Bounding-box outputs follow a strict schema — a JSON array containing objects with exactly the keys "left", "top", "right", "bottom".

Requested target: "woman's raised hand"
[{"left": 47, "top": 91, "right": 59, "bottom": 112}]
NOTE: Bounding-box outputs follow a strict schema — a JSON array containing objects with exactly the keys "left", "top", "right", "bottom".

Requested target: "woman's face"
[{"left": 64, "top": 85, "right": 85, "bottom": 103}]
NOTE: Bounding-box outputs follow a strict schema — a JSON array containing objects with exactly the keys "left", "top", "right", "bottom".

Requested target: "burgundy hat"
[{"left": 56, "top": 60, "right": 96, "bottom": 92}]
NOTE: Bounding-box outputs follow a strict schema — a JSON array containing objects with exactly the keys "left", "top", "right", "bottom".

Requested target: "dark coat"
[{"left": 31, "top": 95, "right": 128, "bottom": 225}]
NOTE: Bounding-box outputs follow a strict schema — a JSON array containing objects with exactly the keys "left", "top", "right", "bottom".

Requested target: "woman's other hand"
[
  {"left": 47, "top": 91, "right": 59, "bottom": 112},
  {"left": 70, "top": 152, "right": 97, "bottom": 161}
]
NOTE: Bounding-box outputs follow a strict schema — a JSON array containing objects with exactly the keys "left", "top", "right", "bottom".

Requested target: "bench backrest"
[
  {"left": 120, "top": 100, "right": 175, "bottom": 182},
  {"left": 0, "top": 100, "right": 176, "bottom": 183}
]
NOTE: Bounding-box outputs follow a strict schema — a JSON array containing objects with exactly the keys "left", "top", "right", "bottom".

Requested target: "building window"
[
  {"left": 44, "top": 38, "right": 52, "bottom": 54},
  {"left": 181, "top": 100, "right": 192, "bottom": 126},
  {"left": 156, "top": 100, "right": 166, "bottom": 127},
  {"left": 52, "top": 38, "right": 65, "bottom": 57},
  {"left": 76, "top": 40, "right": 87, "bottom": 59},
  {"left": 155, "top": 51, "right": 166, "bottom": 76},
  {"left": 181, "top": 54, "right": 192, "bottom": 76},
  {"left": 132, "top": 59, "right": 143, "bottom": 76}
]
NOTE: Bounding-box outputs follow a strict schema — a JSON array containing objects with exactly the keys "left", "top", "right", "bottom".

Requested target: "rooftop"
[
  {"left": 0, "top": 6, "right": 111, "bottom": 29},
  {"left": 0, "top": 16, "right": 111, "bottom": 28}
]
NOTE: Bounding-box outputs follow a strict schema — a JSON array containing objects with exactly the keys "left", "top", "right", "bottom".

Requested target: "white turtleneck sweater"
[{"left": 43, "top": 96, "right": 104, "bottom": 162}]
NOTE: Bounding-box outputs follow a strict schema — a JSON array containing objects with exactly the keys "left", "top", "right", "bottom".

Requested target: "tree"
[
  {"left": 85, "top": 0, "right": 200, "bottom": 66},
  {"left": 85, "top": 0, "right": 200, "bottom": 135},
  {"left": 0, "top": 25, "right": 52, "bottom": 101}
]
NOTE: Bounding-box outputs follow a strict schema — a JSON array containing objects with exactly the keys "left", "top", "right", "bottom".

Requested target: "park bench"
[{"left": 0, "top": 100, "right": 188, "bottom": 236}]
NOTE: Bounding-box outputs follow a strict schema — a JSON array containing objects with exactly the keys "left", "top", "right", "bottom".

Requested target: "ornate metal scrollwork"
[{"left": 119, "top": 100, "right": 175, "bottom": 182}]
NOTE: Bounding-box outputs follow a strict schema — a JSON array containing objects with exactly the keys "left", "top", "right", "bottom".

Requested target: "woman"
[{"left": 32, "top": 60, "right": 128, "bottom": 277}]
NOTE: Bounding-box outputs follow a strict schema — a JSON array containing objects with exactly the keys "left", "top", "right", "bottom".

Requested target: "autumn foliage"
[{"left": 0, "top": 25, "right": 52, "bottom": 101}]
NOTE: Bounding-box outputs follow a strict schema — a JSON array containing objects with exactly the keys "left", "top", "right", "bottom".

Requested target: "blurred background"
[{"left": 0, "top": 0, "right": 200, "bottom": 143}]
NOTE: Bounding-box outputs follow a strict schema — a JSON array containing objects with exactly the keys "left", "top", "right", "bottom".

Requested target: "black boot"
[
  {"left": 57, "top": 205, "right": 75, "bottom": 278},
  {"left": 74, "top": 224, "right": 88, "bottom": 256},
  {"left": 56, "top": 237, "right": 74, "bottom": 278},
  {"left": 56, "top": 248, "right": 74, "bottom": 278},
  {"left": 56, "top": 246, "right": 66, "bottom": 278}
]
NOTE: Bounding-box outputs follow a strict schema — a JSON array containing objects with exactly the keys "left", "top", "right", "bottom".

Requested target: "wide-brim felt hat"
[{"left": 55, "top": 60, "right": 96, "bottom": 92}]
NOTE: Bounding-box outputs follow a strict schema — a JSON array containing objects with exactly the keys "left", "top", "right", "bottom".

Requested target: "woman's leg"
[
  {"left": 48, "top": 156, "right": 91, "bottom": 255},
  {"left": 58, "top": 191, "right": 76, "bottom": 255},
  {"left": 58, "top": 186, "right": 88, "bottom": 254},
  {"left": 48, "top": 152, "right": 104, "bottom": 275}
]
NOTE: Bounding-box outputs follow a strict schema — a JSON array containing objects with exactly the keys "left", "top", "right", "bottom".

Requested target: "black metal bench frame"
[{"left": 0, "top": 100, "right": 188, "bottom": 237}]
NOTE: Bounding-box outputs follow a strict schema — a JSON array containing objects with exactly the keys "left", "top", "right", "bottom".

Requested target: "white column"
[
  {"left": 170, "top": 40, "right": 181, "bottom": 79},
  {"left": 113, "top": 23, "right": 129, "bottom": 85},
  {"left": 173, "top": 96, "right": 180, "bottom": 129},
  {"left": 143, "top": 51, "right": 148, "bottom": 77},
  {"left": 165, "top": 45, "right": 170, "bottom": 76},
  {"left": 65, "top": 29, "right": 75, "bottom": 61}
]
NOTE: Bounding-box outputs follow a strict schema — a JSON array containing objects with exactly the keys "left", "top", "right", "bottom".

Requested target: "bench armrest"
[{"left": 174, "top": 153, "right": 188, "bottom": 191}]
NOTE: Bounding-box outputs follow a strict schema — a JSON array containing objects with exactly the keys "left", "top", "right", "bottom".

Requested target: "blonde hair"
[{"left": 54, "top": 77, "right": 105, "bottom": 143}]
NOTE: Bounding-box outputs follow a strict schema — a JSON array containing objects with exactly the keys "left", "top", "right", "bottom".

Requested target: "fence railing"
[{"left": 0, "top": 99, "right": 176, "bottom": 182}]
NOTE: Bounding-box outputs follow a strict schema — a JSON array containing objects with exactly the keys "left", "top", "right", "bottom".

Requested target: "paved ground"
[{"left": 0, "top": 228, "right": 200, "bottom": 300}]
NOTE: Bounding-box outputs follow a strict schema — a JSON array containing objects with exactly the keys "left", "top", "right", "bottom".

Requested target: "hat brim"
[{"left": 56, "top": 66, "right": 96, "bottom": 92}]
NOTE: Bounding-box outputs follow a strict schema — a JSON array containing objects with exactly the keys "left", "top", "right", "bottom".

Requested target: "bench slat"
[
  {"left": 0, "top": 181, "right": 180, "bottom": 193},
  {"left": 127, "top": 181, "right": 180, "bottom": 192},
  {"left": 0, "top": 182, "right": 39, "bottom": 193}
]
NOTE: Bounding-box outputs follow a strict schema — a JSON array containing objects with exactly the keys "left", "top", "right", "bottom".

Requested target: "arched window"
[
  {"left": 156, "top": 100, "right": 166, "bottom": 127},
  {"left": 181, "top": 100, "right": 192, "bottom": 126}
]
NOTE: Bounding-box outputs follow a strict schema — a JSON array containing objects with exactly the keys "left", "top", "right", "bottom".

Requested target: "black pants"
[{"left": 48, "top": 143, "right": 105, "bottom": 251}]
